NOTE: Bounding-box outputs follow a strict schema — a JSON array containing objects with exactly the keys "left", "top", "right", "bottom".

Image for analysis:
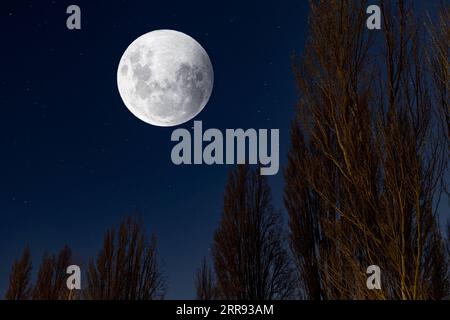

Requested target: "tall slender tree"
[
  {"left": 285, "top": 0, "right": 449, "bottom": 299},
  {"left": 213, "top": 165, "right": 295, "bottom": 300},
  {"left": 195, "top": 257, "right": 216, "bottom": 300},
  {"left": 5, "top": 247, "right": 32, "bottom": 300},
  {"left": 85, "top": 216, "right": 166, "bottom": 299},
  {"left": 32, "top": 245, "right": 73, "bottom": 300},
  {"left": 428, "top": 4, "right": 449, "bottom": 146}
]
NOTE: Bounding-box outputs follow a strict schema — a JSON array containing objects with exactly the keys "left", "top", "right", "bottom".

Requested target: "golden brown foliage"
[{"left": 285, "top": 0, "right": 449, "bottom": 300}]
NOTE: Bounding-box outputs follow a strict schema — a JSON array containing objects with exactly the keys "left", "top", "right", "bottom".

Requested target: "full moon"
[{"left": 117, "top": 30, "right": 214, "bottom": 127}]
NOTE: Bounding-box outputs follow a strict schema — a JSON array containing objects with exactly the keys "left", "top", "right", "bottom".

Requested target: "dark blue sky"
[{"left": 0, "top": 0, "right": 309, "bottom": 298}]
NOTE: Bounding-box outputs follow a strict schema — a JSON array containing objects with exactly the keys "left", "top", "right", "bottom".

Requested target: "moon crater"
[{"left": 117, "top": 30, "right": 214, "bottom": 126}]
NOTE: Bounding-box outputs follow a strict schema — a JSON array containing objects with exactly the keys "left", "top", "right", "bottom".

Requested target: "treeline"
[
  {"left": 5, "top": 216, "right": 166, "bottom": 300},
  {"left": 4, "top": 0, "right": 450, "bottom": 300},
  {"left": 196, "top": 0, "right": 449, "bottom": 300}
]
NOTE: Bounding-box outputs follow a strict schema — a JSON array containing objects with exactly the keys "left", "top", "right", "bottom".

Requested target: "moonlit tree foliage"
[
  {"left": 285, "top": 0, "right": 449, "bottom": 299},
  {"left": 195, "top": 257, "right": 216, "bottom": 300},
  {"left": 427, "top": 5, "right": 450, "bottom": 149},
  {"left": 213, "top": 165, "right": 295, "bottom": 300},
  {"left": 5, "top": 247, "right": 32, "bottom": 300},
  {"left": 86, "top": 216, "right": 167, "bottom": 300},
  {"left": 5, "top": 246, "right": 75, "bottom": 300},
  {"left": 32, "top": 245, "right": 73, "bottom": 300}
]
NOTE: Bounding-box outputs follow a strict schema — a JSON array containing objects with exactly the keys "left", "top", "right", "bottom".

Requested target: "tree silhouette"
[
  {"left": 213, "top": 165, "right": 295, "bottom": 300},
  {"left": 285, "top": 0, "right": 449, "bottom": 299},
  {"left": 86, "top": 216, "right": 166, "bottom": 299},
  {"left": 32, "top": 245, "right": 73, "bottom": 300},
  {"left": 195, "top": 257, "right": 216, "bottom": 300},
  {"left": 5, "top": 247, "right": 32, "bottom": 300}
]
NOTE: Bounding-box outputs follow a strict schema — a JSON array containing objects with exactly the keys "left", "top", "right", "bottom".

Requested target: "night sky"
[
  {"left": 0, "top": 0, "right": 309, "bottom": 299},
  {"left": 0, "top": 0, "right": 447, "bottom": 299}
]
